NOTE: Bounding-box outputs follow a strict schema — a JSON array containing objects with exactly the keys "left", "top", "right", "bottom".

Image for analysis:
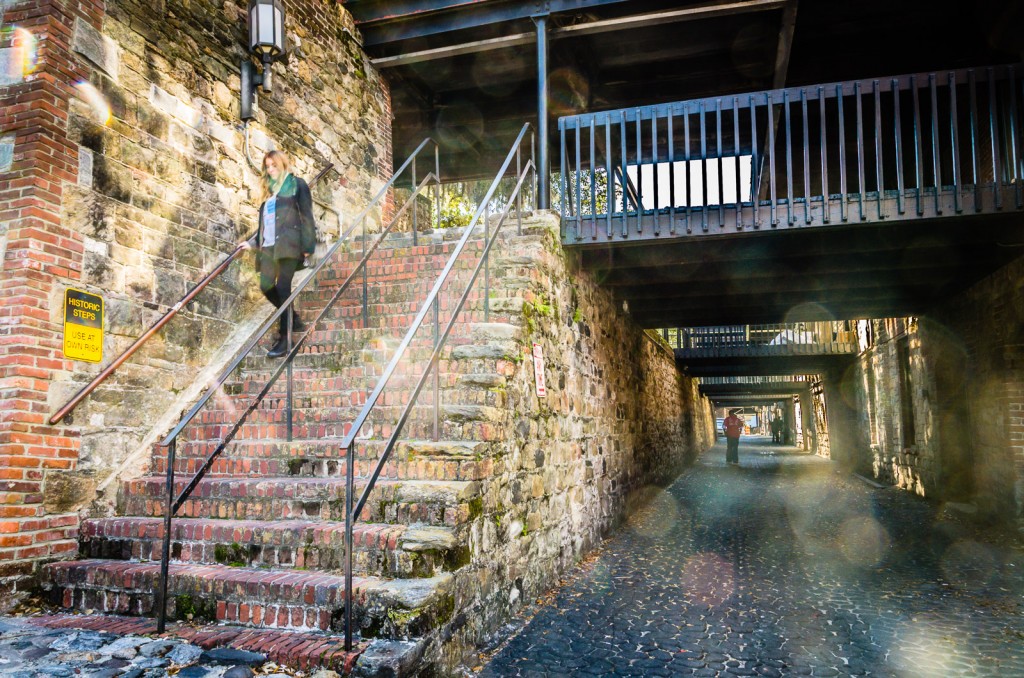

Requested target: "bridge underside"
[
  {"left": 579, "top": 209, "right": 1024, "bottom": 327},
  {"left": 679, "top": 353, "right": 852, "bottom": 377}
]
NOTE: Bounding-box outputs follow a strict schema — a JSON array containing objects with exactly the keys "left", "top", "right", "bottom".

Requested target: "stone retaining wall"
[{"left": 432, "top": 213, "right": 716, "bottom": 669}]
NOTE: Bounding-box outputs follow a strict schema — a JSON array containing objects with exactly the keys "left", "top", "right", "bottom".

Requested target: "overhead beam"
[
  {"left": 358, "top": 0, "right": 629, "bottom": 47},
  {"left": 371, "top": 0, "right": 788, "bottom": 68}
]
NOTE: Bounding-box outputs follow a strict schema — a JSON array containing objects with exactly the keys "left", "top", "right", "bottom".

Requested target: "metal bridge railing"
[
  {"left": 559, "top": 64, "right": 1024, "bottom": 242},
  {"left": 665, "top": 322, "right": 857, "bottom": 352}
]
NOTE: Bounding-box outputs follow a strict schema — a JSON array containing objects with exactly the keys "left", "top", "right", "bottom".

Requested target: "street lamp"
[{"left": 241, "top": 0, "right": 286, "bottom": 120}]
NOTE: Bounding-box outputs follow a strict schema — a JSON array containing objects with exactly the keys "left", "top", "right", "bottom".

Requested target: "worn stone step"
[
  {"left": 119, "top": 476, "right": 481, "bottom": 527},
  {"left": 154, "top": 438, "right": 496, "bottom": 483},
  {"left": 81, "top": 517, "right": 465, "bottom": 578},
  {"left": 41, "top": 559, "right": 455, "bottom": 638}
]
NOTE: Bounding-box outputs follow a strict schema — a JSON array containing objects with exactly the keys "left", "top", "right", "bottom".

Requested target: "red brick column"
[{"left": 0, "top": 0, "right": 103, "bottom": 600}]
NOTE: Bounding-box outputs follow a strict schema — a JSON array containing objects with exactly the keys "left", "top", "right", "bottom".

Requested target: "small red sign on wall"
[{"left": 533, "top": 343, "right": 546, "bottom": 398}]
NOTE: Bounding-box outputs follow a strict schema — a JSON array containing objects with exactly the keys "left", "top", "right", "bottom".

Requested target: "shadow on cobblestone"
[{"left": 480, "top": 437, "right": 1024, "bottom": 677}]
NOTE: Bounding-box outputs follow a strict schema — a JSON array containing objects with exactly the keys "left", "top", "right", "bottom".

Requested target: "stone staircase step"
[
  {"left": 81, "top": 517, "right": 464, "bottom": 578},
  {"left": 25, "top": 614, "right": 364, "bottom": 673},
  {"left": 163, "top": 436, "right": 495, "bottom": 478},
  {"left": 41, "top": 559, "right": 455, "bottom": 638},
  {"left": 153, "top": 438, "right": 495, "bottom": 482},
  {"left": 119, "top": 477, "right": 481, "bottom": 527}
]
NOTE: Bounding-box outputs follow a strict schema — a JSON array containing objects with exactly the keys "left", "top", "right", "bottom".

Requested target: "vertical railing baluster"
[
  {"left": 575, "top": 122, "right": 582, "bottom": 239},
  {"left": 590, "top": 116, "right": 597, "bottom": 239},
  {"left": 949, "top": 72, "right": 962, "bottom": 213},
  {"left": 559, "top": 120, "right": 567, "bottom": 232},
  {"left": 989, "top": 67, "right": 1003, "bottom": 209},
  {"left": 362, "top": 216, "right": 368, "bottom": 327},
  {"left": 893, "top": 79, "right": 905, "bottom": 215},
  {"left": 930, "top": 73, "right": 942, "bottom": 215},
  {"left": 969, "top": 69, "right": 982, "bottom": 212},
  {"left": 1009, "top": 65, "right": 1023, "bottom": 208},
  {"left": 733, "top": 97, "right": 742, "bottom": 228},
  {"left": 855, "top": 81, "right": 865, "bottom": 221},
  {"left": 344, "top": 439, "right": 354, "bottom": 651},
  {"left": 767, "top": 93, "right": 777, "bottom": 226},
  {"left": 606, "top": 117, "right": 613, "bottom": 238},
  {"left": 435, "top": 143, "right": 441, "bottom": 231},
  {"left": 700, "top": 100, "right": 709, "bottom": 231},
  {"left": 432, "top": 296, "right": 439, "bottom": 442},
  {"left": 784, "top": 90, "right": 794, "bottom": 225},
  {"left": 636, "top": 107, "right": 644, "bottom": 233},
  {"left": 668, "top": 111, "right": 676, "bottom": 234},
  {"left": 286, "top": 309, "right": 293, "bottom": 442},
  {"left": 873, "top": 80, "right": 885, "bottom": 219},
  {"left": 801, "top": 88, "right": 811, "bottom": 224},
  {"left": 684, "top": 105, "right": 692, "bottom": 233},
  {"left": 750, "top": 95, "right": 760, "bottom": 228},
  {"left": 912, "top": 75, "right": 924, "bottom": 215},
  {"left": 532, "top": 131, "right": 537, "bottom": 211},
  {"left": 620, "top": 110, "right": 628, "bottom": 237},
  {"left": 484, "top": 203, "right": 490, "bottom": 321},
  {"left": 156, "top": 438, "right": 176, "bottom": 634},
  {"left": 412, "top": 155, "right": 418, "bottom": 246},
  {"left": 716, "top": 98, "right": 724, "bottom": 227},
  {"left": 838, "top": 84, "right": 848, "bottom": 222},
  {"left": 653, "top": 113, "right": 660, "bottom": 235},
  {"left": 516, "top": 141, "right": 523, "bottom": 234},
  {"left": 819, "top": 87, "right": 830, "bottom": 223}
]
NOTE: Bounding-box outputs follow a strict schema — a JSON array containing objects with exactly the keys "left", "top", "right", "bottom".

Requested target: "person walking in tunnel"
[
  {"left": 723, "top": 409, "right": 743, "bottom": 465},
  {"left": 241, "top": 149, "right": 317, "bottom": 358},
  {"left": 771, "top": 412, "right": 783, "bottom": 444}
]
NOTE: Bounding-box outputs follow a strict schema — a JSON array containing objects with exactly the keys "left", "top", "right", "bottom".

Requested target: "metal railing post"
[
  {"left": 516, "top": 144, "right": 523, "bottom": 235},
  {"left": 362, "top": 217, "right": 369, "bottom": 328},
  {"left": 484, "top": 203, "right": 490, "bottom": 322},
  {"left": 412, "top": 156, "right": 419, "bottom": 246},
  {"left": 156, "top": 437, "right": 176, "bottom": 634},
  {"left": 344, "top": 439, "right": 355, "bottom": 651},
  {"left": 286, "top": 308, "right": 293, "bottom": 442},
  {"left": 435, "top": 143, "right": 442, "bottom": 230},
  {"left": 536, "top": 15, "right": 549, "bottom": 209},
  {"left": 433, "top": 296, "right": 440, "bottom": 442}
]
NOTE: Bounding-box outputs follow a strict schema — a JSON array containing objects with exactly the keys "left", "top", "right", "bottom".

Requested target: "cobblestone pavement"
[{"left": 481, "top": 437, "right": 1024, "bottom": 677}]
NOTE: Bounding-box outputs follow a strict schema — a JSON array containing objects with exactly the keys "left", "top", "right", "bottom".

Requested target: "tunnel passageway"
[{"left": 481, "top": 436, "right": 1024, "bottom": 677}]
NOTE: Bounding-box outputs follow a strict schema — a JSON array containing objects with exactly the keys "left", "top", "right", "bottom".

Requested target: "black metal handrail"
[
  {"left": 559, "top": 63, "right": 1024, "bottom": 242},
  {"left": 153, "top": 138, "right": 441, "bottom": 633},
  {"left": 48, "top": 164, "right": 337, "bottom": 425},
  {"left": 334, "top": 122, "right": 535, "bottom": 650}
]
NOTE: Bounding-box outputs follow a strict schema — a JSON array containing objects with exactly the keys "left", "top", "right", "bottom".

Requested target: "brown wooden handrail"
[{"left": 48, "top": 163, "right": 336, "bottom": 425}]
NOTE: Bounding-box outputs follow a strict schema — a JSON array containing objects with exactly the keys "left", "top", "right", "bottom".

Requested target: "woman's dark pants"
[
  {"left": 726, "top": 436, "right": 740, "bottom": 464},
  {"left": 259, "top": 255, "right": 301, "bottom": 337}
]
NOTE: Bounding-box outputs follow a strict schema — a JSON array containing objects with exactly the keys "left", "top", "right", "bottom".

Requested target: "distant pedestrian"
[
  {"left": 771, "top": 414, "right": 783, "bottom": 444},
  {"left": 723, "top": 410, "right": 743, "bottom": 465},
  {"left": 240, "top": 150, "right": 316, "bottom": 358}
]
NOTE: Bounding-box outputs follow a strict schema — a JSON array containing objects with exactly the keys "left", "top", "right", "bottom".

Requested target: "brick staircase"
[{"left": 39, "top": 225, "right": 530, "bottom": 673}]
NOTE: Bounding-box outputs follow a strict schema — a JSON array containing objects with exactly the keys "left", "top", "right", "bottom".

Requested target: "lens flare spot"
[
  {"left": 625, "top": 486, "right": 679, "bottom": 539},
  {"left": 75, "top": 81, "right": 112, "bottom": 126},
  {"left": 838, "top": 516, "right": 891, "bottom": 567},
  {"left": 11, "top": 26, "right": 38, "bottom": 78},
  {"left": 940, "top": 539, "right": 997, "bottom": 590},
  {"left": 680, "top": 552, "right": 734, "bottom": 607}
]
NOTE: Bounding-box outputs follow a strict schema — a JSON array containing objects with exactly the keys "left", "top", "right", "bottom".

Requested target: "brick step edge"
[{"left": 23, "top": 614, "right": 363, "bottom": 673}]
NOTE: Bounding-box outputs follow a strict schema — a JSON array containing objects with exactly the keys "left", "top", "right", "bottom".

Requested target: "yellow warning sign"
[{"left": 63, "top": 288, "right": 103, "bottom": 363}]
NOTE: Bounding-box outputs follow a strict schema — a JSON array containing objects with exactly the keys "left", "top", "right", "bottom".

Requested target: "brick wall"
[
  {"left": 0, "top": 0, "right": 102, "bottom": 603},
  {"left": 0, "top": 0, "right": 392, "bottom": 601}
]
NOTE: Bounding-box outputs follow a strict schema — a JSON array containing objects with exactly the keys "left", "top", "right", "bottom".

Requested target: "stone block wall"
[
  {"left": 0, "top": 0, "right": 392, "bottom": 599},
  {"left": 432, "top": 213, "right": 716, "bottom": 668},
  {"left": 843, "top": 254, "right": 1023, "bottom": 521}
]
